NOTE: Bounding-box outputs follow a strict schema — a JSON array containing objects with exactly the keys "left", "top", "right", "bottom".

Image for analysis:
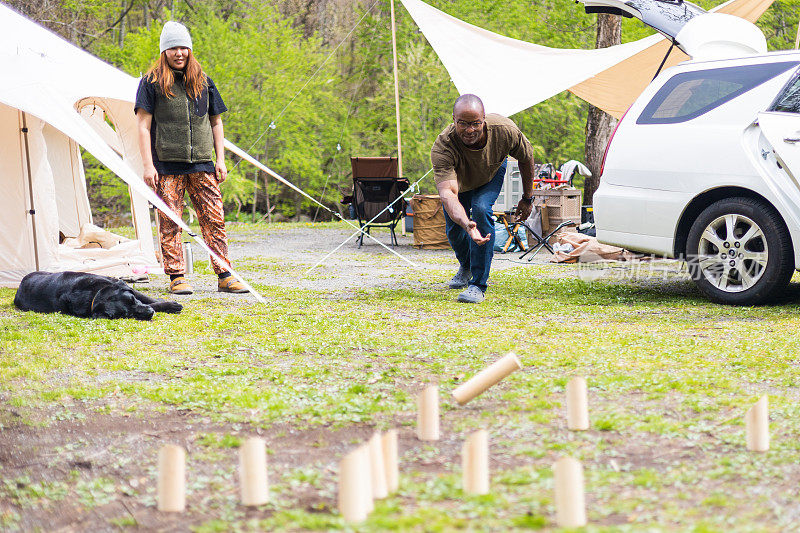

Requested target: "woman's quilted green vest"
[{"left": 153, "top": 71, "right": 214, "bottom": 163}]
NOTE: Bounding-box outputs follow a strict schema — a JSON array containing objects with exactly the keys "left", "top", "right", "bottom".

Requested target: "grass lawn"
[{"left": 2, "top": 222, "right": 800, "bottom": 531}]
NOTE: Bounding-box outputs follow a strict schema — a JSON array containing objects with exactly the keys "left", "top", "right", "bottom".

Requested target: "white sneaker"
[{"left": 457, "top": 285, "right": 484, "bottom": 303}]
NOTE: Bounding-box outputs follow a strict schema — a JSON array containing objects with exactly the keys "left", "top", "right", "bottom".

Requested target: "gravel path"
[{"left": 137, "top": 224, "right": 553, "bottom": 297}]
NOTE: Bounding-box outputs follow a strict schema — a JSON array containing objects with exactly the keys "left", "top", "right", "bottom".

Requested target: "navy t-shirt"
[{"left": 134, "top": 74, "right": 228, "bottom": 176}]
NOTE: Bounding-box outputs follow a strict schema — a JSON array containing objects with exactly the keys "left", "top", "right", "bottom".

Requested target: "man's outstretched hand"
[
  {"left": 466, "top": 220, "right": 491, "bottom": 245},
  {"left": 514, "top": 199, "right": 533, "bottom": 222}
]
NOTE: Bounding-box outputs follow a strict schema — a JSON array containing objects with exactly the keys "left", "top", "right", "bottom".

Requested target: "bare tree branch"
[{"left": 83, "top": 0, "right": 137, "bottom": 48}]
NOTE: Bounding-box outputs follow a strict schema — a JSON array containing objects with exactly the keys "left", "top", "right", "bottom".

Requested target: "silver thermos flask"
[{"left": 183, "top": 242, "right": 194, "bottom": 274}]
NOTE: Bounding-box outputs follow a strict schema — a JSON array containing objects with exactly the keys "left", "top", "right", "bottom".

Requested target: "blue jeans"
[{"left": 443, "top": 160, "right": 506, "bottom": 292}]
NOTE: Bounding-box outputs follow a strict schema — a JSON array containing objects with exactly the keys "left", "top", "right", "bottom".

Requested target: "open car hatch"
[
  {"left": 578, "top": 0, "right": 706, "bottom": 41},
  {"left": 577, "top": 0, "right": 768, "bottom": 60}
]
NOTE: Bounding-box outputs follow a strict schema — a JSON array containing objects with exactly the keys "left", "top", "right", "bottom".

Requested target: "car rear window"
[
  {"left": 637, "top": 62, "right": 799, "bottom": 125},
  {"left": 769, "top": 68, "right": 800, "bottom": 113}
]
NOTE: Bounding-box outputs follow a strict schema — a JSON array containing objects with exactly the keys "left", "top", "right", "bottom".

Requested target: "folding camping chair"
[
  {"left": 350, "top": 157, "right": 410, "bottom": 247},
  {"left": 494, "top": 211, "right": 527, "bottom": 253},
  {"left": 519, "top": 216, "right": 578, "bottom": 261}
]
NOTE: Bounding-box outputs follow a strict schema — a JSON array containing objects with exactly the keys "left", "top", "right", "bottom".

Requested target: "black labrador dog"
[{"left": 14, "top": 271, "right": 182, "bottom": 320}]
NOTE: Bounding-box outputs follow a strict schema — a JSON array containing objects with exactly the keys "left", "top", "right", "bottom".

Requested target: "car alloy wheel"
[
  {"left": 696, "top": 213, "right": 767, "bottom": 292},
  {"left": 686, "top": 197, "right": 793, "bottom": 305}
]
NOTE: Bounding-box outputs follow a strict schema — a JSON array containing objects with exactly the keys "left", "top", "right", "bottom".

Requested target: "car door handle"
[{"left": 784, "top": 137, "right": 800, "bottom": 144}]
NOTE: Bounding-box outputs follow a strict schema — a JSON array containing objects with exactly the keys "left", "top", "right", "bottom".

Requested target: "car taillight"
[{"left": 599, "top": 107, "right": 630, "bottom": 179}]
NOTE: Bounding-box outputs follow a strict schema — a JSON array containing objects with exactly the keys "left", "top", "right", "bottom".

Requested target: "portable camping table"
[{"left": 494, "top": 211, "right": 527, "bottom": 253}]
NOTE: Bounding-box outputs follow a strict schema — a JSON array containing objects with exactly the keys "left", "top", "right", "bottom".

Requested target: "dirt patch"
[{"left": 0, "top": 390, "right": 715, "bottom": 532}]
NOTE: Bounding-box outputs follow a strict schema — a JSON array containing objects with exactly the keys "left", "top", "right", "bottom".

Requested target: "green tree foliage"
[
  {"left": 93, "top": 2, "right": 344, "bottom": 220},
  {"left": 15, "top": 0, "right": 800, "bottom": 220}
]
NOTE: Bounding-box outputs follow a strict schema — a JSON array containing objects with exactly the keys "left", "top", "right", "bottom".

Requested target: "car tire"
[{"left": 686, "top": 197, "right": 793, "bottom": 305}]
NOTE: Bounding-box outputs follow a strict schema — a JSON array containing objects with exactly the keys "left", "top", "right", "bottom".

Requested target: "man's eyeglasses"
[{"left": 455, "top": 119, "right": 484, "bottom": 129}]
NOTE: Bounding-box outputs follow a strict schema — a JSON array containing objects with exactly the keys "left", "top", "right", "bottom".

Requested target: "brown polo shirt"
[{"left": 431, "top": 113, "right": 534, "bottom": 192}]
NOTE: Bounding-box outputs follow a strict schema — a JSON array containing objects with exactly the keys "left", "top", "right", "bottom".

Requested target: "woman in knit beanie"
[{"left": 134, "top": 21, "right": 247, "bottom": 295}]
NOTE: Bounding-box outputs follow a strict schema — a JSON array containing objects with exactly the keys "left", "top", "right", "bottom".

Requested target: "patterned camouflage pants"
[{"left": 156, "top": 171, "right": 230, "bottom": 275}]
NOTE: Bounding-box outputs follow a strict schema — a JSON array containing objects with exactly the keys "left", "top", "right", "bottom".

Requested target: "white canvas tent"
[
  {"left": 399, "top": 0, "right": 774, "bottom": 119},
  {"left": 0, "top": 4, "right": 263, "bottom": 300},
  {"left": 0, "top": 3, "right": 165, "bottom": 287}
]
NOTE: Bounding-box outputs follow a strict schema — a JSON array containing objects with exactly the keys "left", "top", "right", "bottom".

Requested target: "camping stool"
[
  {"left": 520, "top": 220, "right": 577, "bottom": 261},
  {"left": 494, "top": 211, "right": 527, "bottom": 253}
]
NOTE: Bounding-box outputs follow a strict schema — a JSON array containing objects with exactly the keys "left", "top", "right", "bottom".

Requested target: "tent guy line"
[
  {"left": 313, "top": 19, "right": 382, "bottom": 223},
  {"left": 34, "top": 103, "right": 263, "bottom": 302},
  {"left": 226, "top": 141, "right": 419, "bottom": 268},
  {"left": 230, "top": 0, "right": 381, "bottom": 175},
  {"left": 305, "top": 168, "right": 433, "bottom": 275}
]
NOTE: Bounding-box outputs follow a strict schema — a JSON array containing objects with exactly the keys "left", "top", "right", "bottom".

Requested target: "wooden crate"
[
  {"left": 541, "top": 190, "right": 581, "bottom": 219},
  {"left": 532, "top": 188, "right": 581, "bottom": 226}
]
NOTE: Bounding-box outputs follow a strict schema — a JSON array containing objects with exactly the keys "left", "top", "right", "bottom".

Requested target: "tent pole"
[
  {"left": 252, "top": 172, "right": 257, "bottom": 222},
  {"left": 263, "top": 138, "right": 272, "bottom": 223},
  {"left": 390, "top": 0, "right": 406, "bottom": 236},
  {"left": 795, "top": 17, "right": 800, "bottom": 50},
  {"left": 20, "top": 111, "right": 40, "bottom": 271}
]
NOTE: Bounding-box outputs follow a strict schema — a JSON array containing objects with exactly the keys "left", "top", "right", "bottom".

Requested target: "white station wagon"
[{"left": 580, "top": 0, "right": 800, "bottom": 305}]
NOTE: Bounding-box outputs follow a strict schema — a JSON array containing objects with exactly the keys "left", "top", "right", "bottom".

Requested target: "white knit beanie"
[{"left": 159, "top": 21, "right": 192, "bottom": 53}]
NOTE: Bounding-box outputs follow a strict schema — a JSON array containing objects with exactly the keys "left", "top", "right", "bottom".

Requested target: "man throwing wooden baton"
[{"left": 431, "top": 94, "right": 536, "bottom": 303}]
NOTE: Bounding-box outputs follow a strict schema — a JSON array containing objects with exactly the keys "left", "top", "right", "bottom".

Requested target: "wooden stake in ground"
[
  {"left": 566, "top": 376, "right": 589, "bottom": 430},
  {"left": 358, "top": 444, "right": 375, "bottom": 513},
  {"left": 452, "top": 352, "right": 522, "bottom": 405},
  {"left": 368, "top": 432, "right": 388, "bottom": 499},
  {"left": 746, "top": 394, "right": 769, "bottom": 452},
  {"left": 338, "top": 446, "right": 371, "bottom": 523},
  {"left": 382, "top": 429, "right": 399, "bottom": 493},
  {"left": 417, "top": 385, "right": 440, "bottom": 441},
  {"left": 554, "top": 456, "right": 586, "bottom": 528},
  {"left": 239, "top": 437, "right": 269, "bottom": 506},
  {"left": 157, "top": 444, "right": 186, "bottom": 512},
  {"left": 462, "top": 430, "right": 489, "bottom": 495}
]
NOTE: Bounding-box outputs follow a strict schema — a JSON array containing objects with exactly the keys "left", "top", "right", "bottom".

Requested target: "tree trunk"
[
  {"left": 118, "top": 0, "right": 127, "bottom": 48},
  {"left": 583, "top": 13, "right": 621, "bottom": 206}
]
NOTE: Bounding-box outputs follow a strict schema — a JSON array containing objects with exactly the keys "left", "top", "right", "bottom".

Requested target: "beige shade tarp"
[
  {"left": 399, "top": 0, "right": 658, "bottom": 117},
  {"left": 400, "top": 0, "right": 774, "bottom": 119},
  {"left": 570, "top": 0, "right": 776, "bottom": 118}
]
